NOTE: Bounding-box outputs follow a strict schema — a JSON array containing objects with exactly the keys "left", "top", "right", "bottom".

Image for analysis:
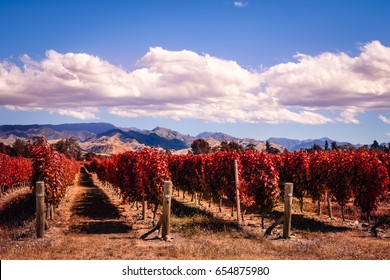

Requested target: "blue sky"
[{"left": 1, "top": 0, "right": 390, "bottom": 144}]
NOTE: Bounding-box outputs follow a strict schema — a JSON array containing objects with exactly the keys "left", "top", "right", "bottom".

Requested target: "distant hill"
[
  {"left": 0, "top": 122, "right": 355, "bottom": 155},
  {"left": 0, "top": 122, "right": 116, "bottom": 135},
  {"left": 79, "top": 132, "right": 145, "bottom": 155},
  {"left": 196, "top": 132, "right": 238, "bottom": 142},
  {"left": 152, "top": 127, "right": 194, "bottom": 146},
  {"left": 97, "top": 128, "right": 188, "bottom": 150},
  {"left": 49, "top": 123, "right": 117, "bottom": 134},
  {"left": 268, "top": 137, "right": 351, "bottom": 151},
  {"left": 0, "top": 126, "right": 96, "bottom": 142}
]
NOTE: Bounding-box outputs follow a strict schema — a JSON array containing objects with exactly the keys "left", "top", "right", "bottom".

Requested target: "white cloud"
[
  {"left": 1, "top": 41, "right": 390, "bottom": 124},
  {"left": 108, "top": 104, "right": 331, "bottom": 125},
  {"left": 262, "top": 41, "right": 390, "bottom": 113},
  {"left": 335, "top": 107, "right": 363, "bottom": 124},
  {"left": 234, "top": 1, "right": 248, "bottom": 8},
  {"left": 52, "top": 107, "right": 100, "bottom": 120},
  {"left": 379, "top": 114, "right": 390, "bottom": 124},
  {"left": 2, "top": 47, "right": 324, "bottom": 124}
]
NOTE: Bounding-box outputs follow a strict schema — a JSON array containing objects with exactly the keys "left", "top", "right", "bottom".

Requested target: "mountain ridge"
[
  {"left": 0, "top": 122, "right": 354, "bottom": 154},
  {"left": 268, "top": 137, "right": 351, "bottom": 151}
]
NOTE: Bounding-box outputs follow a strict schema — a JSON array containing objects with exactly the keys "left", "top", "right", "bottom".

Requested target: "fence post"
[
  {"left": 283, "top": 182, "right": 293, "bottom": 239},
  {"left": 142, "top": 193, "right": 147, "bottom": 220},
  {"left": 234, "top": 159, "right": 241, "bottom": 223},
  {"left": 162, "top": 181, "right": 172, "bottom": 241},
  {"left": 36, "top": 181, "right": 45, "bottom": 238},
  {"left": 326, "top": 191, "right": 333, "bottom": 219}
]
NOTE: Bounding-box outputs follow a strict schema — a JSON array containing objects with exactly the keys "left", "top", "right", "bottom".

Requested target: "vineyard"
[
  {"left": 1, "top": 141, "right": 389, "bottom": 259},
  {"left": 0, "top": 153, "right": 32, "bottom": 193},
  {"left": 86, "top": 148, "right": 389, "bottom": 223}
]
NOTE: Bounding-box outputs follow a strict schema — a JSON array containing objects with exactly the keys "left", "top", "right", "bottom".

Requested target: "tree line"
[{"left": 0, "top": 137, "right": 85, "bottom": 160}]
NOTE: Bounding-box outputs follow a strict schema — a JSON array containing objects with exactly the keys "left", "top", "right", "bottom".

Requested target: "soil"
[{"left": 0, "top": 167, "right": 389, "bottom": 260}]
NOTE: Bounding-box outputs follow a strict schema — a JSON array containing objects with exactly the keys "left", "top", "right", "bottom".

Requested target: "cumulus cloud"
[
  {"left": 1, "top": 47, "right": 323, "bottom": 124},
  {"left": 1, "top": 41, "right": 390, "bottom": 124},
  {"left": 108, "top": 104, "right": 331, "bottom": 125},
  {"left": 262, "top": 41, "right": 390, "bottom": 122},
  {"left": 234, "top": 1, "right": 248, "bottom": 8}
]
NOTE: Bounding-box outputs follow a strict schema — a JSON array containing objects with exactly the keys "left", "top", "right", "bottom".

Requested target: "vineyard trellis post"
[
  {"left": 234, "top": 159, "right": 241, "bottom": 223},
  {"left": 162, "top": 181, "right": 172, "bottom": 241},
  {"left": 283, "top": 182, "right": 293, "bottom": 239},
  {"left": 36, "top": 181, "right": 45, "bottom": 238},
  {"left": 142, "top": 193, "right": 147, "bottom": 220},
  {"left": 325, "top": 191, "right": 332, "bottom": 219}
]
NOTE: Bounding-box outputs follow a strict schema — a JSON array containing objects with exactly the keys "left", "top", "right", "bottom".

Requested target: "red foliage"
[
  {"left": 307, "top": 150, "right": 330, "bottom": 202},
  {"left": 352, "top": 151, "right": 389, "bottom": 216},
  {"left": 322, "top": 151, "right": 354, "bottom": 210},
  {"left": 168, "top": 154, "right": 207, "bottom": 195},
  {"left": 29, "top": 137, "right": 78, "bottom": 205},
  {"left": 0, "top": 153, "right": 32, "bottom": 192},
  {"left": 89, "top": 148, "right": 390, "bottom": 219},
  {"left": 277, "top": 150, "right": 309, "bottom": 199},
  {"left": 91, "top": 148, "right": 170, "bottom": 205},
  {"left": 208, "top": 152, "right": 240, "bottom": 203},
  {"left": 239, "top": 150, "right": 280, "bottom": 213}
]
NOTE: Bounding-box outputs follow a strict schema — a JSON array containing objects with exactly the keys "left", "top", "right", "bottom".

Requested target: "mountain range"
[
  {"left": 268, "top": 137, "right": 352, "bottom": 151},
  {"left": 0, "top": 122, "right": 352, "bottom": 155}
]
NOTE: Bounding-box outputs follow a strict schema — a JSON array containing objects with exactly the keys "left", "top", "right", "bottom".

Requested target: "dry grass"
[{"left": 1, "top": 170, "right": 389, "bottom": 260}]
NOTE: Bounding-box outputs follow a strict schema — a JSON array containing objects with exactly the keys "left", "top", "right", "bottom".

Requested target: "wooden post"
[
  {"left": 162, "top": 181, "right": 172, "bottom": 241},
  {"left": 46, "top": 203, "right": 49, "bottom": 219},
  {"left": 45, "top": 203, "right": 54, "bottom": 220},
  {"left": 234, "top": 159, "right": 241, "bottom": 223},
  {"left": 317, "top": 200, "right": 321, "bottom": 215},
  {"left": 198, "top": 193, "right": 203, "bottom": 205},
  {"left": 152, "top": 202, "right": 159, "bottom": 226},
  {"left": 299, "top": 197, "right": 304, "bottom": 213},
  {"left": 142, "top": 193, "right": 147, "bottom": 220},
  {"left": 241, "top": 207, "right": 247, "bottom": 223},
  {"left": 261, "top": 211, "right": 265, "bottom": 229},
  {"left": 36, "top": 181, "right": 45, "bottom": 238},
  {"left": 283, "top": 182, "right": 293, "bottom": 239},
  {"left": 326, "top": 191, "right": 333, "bottom": 219}
]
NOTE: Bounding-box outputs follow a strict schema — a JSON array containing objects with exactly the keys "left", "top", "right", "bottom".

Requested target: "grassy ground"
[{"left": 0, "top": 168, "right": 389, "bottom": 260}]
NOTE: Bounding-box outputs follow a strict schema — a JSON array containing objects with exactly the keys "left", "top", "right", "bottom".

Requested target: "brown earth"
[{"left": 0, "top": 167, "right": 389, "bottom": 260}]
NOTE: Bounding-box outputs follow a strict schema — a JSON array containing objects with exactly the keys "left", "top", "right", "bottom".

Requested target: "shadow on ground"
[
  {"left": 69, "top": 220, "right": 132, "bottom": 234},
  {"left": 170, "top": 199, "right": 351, "bottom": 236},
  {"left": 0, "top": 191, "right": 35, "bottom": 227},
  {"left": 268, "top": 210, "right": 351, "bottom": 233},
  {"left": 68, "top": 167, "right": 132, "bottom": 234},
  {"left": 171, "top": 198, "right": 242, "bottom": 233}
]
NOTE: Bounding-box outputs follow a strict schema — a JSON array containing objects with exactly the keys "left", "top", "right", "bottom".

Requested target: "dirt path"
[{"left": 66, "top": 167, "right": 132, "bottom": 235}]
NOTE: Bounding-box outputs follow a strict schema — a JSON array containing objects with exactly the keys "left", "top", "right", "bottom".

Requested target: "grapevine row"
[
  {"left": 30, "top": 136, "right": 79, "bottom": 206},
  {"left": 0, "top": 153, "right": 32, "bottom": 193},
  {"left": 88, "top": 149, "right": 390, "bottom": 221},
  {"left": 86, "top": 148, "right": 170, "bottom": 211}
]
